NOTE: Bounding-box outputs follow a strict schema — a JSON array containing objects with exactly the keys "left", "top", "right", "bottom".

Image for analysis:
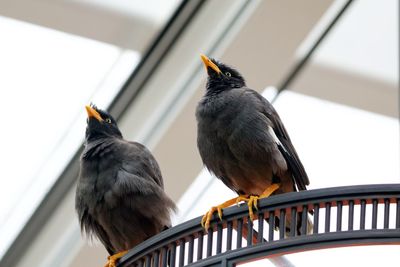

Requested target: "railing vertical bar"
[
  {"left": 206, "top": 227, "right": 213, "bottom": 257},
  {"left": 161, "top": 247, "right": 168, "bottom": 267},
  {"left": 145, "top": 255, "right": 151, "bottom": 267},
  {"left": 226, "top": 221, "right": 233, "bottom": 250},
  {"left": 290, "top": 207, "right": 297, "bottom": 237},
  {"left": 197, "top": 231, "right": 203, "bottom": 261},
  {"left": 247, "top": 218, "right": 253, "bottom": 246},
  {"left": 397, "top": 199, "right": 400, "bottom": 228},
  {"left": 279, "top": 209, "right": 285, "bottom": 240},
  {"left": 170, "top": 243, "right": 176, "bottom": 267},
  {"left": 221, "top": 258, "right": 227, "bottom": 267},
  {"left": 236, "top": 218, "right": 243, "bottom": 248},
  {"left": 178, "top": 239, "right": 185, "bottom": 267},
  {"left": 301, "top": 205, "right": 308, "bottom": 235},
  {"left": 372, "top": 199, "right": 378, "bottom": 229},
  {"left": 360, "top": 199, "right": 366, "bottom": 230},
  {"left": 348, "top": 200, "right": 354, "bottom": 231},
  {"left": 325, "top": 202, "right": 331, "bottom": 233},
  {"left": 337, "top": 201, "right": 343, "bottom": 231},
  {"left": 188, "top": 235, "right": 194, "bottom": 264},
  {"left": 137, "top": 259, "right": 143, "bottom": 267},
  {"left": 268, "top": 211, "right": 275, "bottom": 242},
  {"left": 153, "top": 250, "right": 159, "bottom": 267},
  {"left": 384, "top": 199, "right": 390, "bottom": 229},
  {"left": 257, "top": 213, "right": 264, "bottom": 243},
  {"left": 216, "top": 224, "right": 223, "bottom": 254},
  {"left": 313, "top": 204, "right": 319, "bottom": 234}
]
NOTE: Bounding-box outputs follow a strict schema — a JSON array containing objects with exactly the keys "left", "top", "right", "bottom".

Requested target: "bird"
[
  {"left": 196, "top": 55, "right": 310, "bottom": 231},
  {"left": 76, "top": 104, "right": 176, "bottom": 267}
]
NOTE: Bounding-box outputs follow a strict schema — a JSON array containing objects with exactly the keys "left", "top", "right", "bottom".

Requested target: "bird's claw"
[
  {"left": 105, "top": 256, "right": 116, "bottom": 267},
  {"left": 247, "top": 196, "right": 260, "bottom": 221},
  {"left": 234, "top": 195, "right": 259, "bottom": 221},
  {"left": 105, "top": 250, "right": 128, "bottom": 267},
  {"left": 235, "top": 195, "right": 249, "bottom": 206},
  {"left": 201, "top": 194, "right": 264, "bottom": 229},
  {"left": 246, "top": 184, "right": 280, "bottom": 221},
  {"left": 201, "top": 206, "right": 223, "bottom": 230},
  {"left": 106, "top": 257, "right": 117, "bottom": 267}
]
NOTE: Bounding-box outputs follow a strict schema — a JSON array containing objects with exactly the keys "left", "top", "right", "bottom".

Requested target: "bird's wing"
[
  {"left": 250, "top": 89, "right": 310, "bottom": 191},
  {"left": 110, "top": 168, "right": 176, "bottom": 228},
  {"left": 97, "top": 153, "right": 176, "bottom": 249},
  {"left": 110, "top": 140, "right": 176, "bottom": 224},
  {"left": 126, "top": 141, "right": 164, "bottom": 188}
]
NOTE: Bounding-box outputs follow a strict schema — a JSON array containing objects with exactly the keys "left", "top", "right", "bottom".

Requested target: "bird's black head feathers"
[
  {"left": 201, "top": 55, "right": 246, "bottom": 94},
  {"left": 85, "top": 104, "right": 122, "bottom": 142}
]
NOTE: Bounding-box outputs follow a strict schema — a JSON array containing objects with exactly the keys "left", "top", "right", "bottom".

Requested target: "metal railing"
[{"left": 118, "top": 184, "right": 400, "bottom": 267}]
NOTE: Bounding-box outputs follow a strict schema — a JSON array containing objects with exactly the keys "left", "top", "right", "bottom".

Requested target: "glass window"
[{"left": 0, "top": 0, "right": 180, "bottom": 258}]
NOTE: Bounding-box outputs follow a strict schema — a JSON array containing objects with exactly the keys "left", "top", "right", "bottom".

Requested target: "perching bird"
[
  {"left": 76, "top": 105, "right": 176, "bottom": 267},
  {"left": 196, "top": 55, "right": 310, "bottom": 231}
]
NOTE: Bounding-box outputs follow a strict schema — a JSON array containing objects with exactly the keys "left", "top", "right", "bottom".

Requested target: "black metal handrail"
[{"left": 118, "top": 184, "right": 400, "bottom": 267}]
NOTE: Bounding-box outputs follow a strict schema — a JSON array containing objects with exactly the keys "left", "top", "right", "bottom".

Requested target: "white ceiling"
[{"left": 299, "top": 0, "right": 398, "bottom": 84}]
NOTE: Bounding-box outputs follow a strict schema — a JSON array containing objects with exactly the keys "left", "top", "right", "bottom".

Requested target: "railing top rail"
[{"left": 118, "top": 183, "right": 400, "bottom": 266}]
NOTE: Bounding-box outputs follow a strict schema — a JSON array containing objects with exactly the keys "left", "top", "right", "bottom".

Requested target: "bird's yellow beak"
[
  {"left": 85, "top": 105, "right": 103, "bottom": 122},
  {"left": 200, "top": 54, "right": 221, "bottom": 74}
]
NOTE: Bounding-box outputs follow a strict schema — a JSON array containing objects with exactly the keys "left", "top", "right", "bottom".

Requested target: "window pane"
[{"left": 0, "top": 0, "right": 180, "bottom": 257}]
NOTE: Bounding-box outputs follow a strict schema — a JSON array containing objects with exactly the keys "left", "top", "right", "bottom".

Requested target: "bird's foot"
[
  {"left": 235, "top": 194, "right": 250, "bottom": 205},
  {"left": 245, "top": 184, "right": 281, "bottom": 221},
  {"left": 201, "top": 196, "right": 248, "bottom": 230},
  {"left": 200, "top": 184, "right": 279, "bottom": 229},
  {"left": 201, "top": 206, "right": 223, "bottom": 231},
  {"left": 247, "top": 195, "right": 260, "bottom": 221},
  {"left": 105, "top": 250, "right": 128, "bottom": 267}
]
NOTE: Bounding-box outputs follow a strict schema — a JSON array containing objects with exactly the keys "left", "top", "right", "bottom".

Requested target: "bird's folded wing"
[
  {"left": 250, "top": 90, "right": 310, "bottom": 191},
  {"left": 112, "top": 167, "right": 176, "bottom": 217},
  {"left": 126, "top": 141, "right": 164, "bottom": 188}
]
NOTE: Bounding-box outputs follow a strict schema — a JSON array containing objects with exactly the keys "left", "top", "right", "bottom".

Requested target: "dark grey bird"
[
  {"left": 196, "top": 55, "right": 310, "bottom": 231},
  {"left": 76, "top": 105, "right": 176, "bottom": 267}
]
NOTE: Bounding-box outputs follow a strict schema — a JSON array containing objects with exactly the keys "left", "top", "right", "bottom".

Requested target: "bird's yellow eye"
[
  {"left": 105, "top": 118, "right": 112, "bottom": 123},
  {"left": 225, "top": 72, "right": 231, "bottom": 77}
]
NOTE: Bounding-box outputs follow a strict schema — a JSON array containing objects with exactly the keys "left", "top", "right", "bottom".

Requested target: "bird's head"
[
  {"left": 200, "top": 54, "right": 246, "bottom": 93},
  {"left": 84, "top": 104, "right": 122, "bottom": 142}
]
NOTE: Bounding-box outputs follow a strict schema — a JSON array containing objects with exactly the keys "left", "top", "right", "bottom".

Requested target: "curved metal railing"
[{"left": 117, "top": 184, "right": 400, "bottom": 267}]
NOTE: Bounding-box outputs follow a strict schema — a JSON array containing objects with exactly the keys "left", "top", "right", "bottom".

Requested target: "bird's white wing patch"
[{"left": 267, "top": 125, "right": 287, "bottom": 152}]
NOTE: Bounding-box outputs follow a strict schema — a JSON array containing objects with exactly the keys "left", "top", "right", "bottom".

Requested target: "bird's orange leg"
[
  {"left": 201, "top": 184, "right": 280, "bottom": 229},
  {"left": 105, "top": 250, "right": 128, "bottom": 267},
  {"left": 246, "top": 183, "right": 280, "bottom": 221},
  {"left": 260, "top": 183, "right": 280, "bottom": 198},
  {"left": 201, "top": 195, "right": 249, "bottom": 230}
]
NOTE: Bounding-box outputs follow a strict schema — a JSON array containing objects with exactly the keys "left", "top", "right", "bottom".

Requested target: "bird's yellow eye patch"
[{"left": 105, "top": 118, "right": 112, "bottom": 123}]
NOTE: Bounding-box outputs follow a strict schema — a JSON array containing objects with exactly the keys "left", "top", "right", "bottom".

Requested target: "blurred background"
[{"left": 0, "top": 0, "right": 398, "bottom": 266}]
